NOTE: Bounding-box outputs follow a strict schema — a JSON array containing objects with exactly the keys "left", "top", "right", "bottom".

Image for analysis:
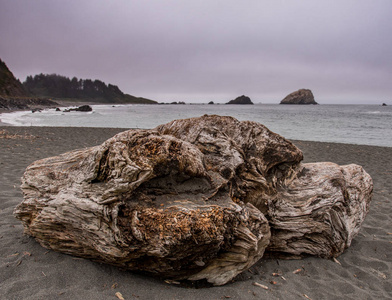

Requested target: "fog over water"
[{"left": 1, "top": 1, "right": 391, "bottom": 104}]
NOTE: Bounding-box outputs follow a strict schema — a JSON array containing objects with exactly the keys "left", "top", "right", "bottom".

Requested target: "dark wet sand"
[{"left": 1, "top": 126, "right": 391, "bottom": 300}]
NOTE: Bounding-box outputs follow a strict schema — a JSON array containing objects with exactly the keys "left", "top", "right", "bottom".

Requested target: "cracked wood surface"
[{"left": 14, "top": 115, "right": 372, "bottom": 285}]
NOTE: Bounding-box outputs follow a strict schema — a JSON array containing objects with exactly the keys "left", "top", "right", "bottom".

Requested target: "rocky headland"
[
  {"left": 0, "top": 59, "right": 27, "bottom": 98},
  {"left": 0, "top": 59, "right": 58, "bottom": 112},
  {"left": 0, "top": 57, "right": 157, "bottom": 113}
]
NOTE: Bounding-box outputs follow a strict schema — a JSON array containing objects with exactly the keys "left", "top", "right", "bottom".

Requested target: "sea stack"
[
  {"left": 227, "top": 95, "right": 253, "bottom": 104},
  {"left": 280, "top": 89, "right": 318, "bottom": 105}
]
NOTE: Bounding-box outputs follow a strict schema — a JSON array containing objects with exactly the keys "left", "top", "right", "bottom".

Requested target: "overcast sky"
[{"left": 1, "top": 0, "right": 391, "bottom": 104}]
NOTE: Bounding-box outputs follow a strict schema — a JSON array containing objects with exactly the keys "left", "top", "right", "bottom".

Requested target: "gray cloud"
[{"left": 1, "top": 0, "right": 391, "bottom": 103}]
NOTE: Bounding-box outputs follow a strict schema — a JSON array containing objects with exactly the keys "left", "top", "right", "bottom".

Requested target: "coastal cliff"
[
  {"left": 0, "top": 59, "right": 59, "bottom": 111},
  {"left": 0, "top": 59, "right": 28, "bottom": 98}
]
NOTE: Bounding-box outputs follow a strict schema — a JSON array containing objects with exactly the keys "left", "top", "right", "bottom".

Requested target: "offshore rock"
[
  {"left": 64, "top": 105, "right": 93, "bottom": 112},
  {"left": 226, "top": 95, "right": 253, "bottom": 104},
  {"left": 14, "top": 115, "right": 372, "bottom": 285},
  {"left": 280, "top": 89, "right": 318, "bottom": 104}
]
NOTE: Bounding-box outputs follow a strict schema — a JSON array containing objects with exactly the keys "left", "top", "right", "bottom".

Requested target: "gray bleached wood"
[
  {"left": 14, "top": 115, "right": 372, "bottom": 285},
  {"left": 14, "top": 121, "right": 272, "bottom": 285},
  {"left": 266, "top": 162, "right": 373, "bottom": 258},
  {"left": 155, "top": 115, "right": 373, "bottom": 258}
]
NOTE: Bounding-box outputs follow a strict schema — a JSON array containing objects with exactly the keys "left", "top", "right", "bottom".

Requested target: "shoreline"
[
  {"left": 0, "top": 124, "right": 391, "bottom": 149},
  {"left": 1, "top": 103, "right": 391, "bottom": 148},
  {"left": 1, "top": 126, "right": 391, "bottom": 299}
]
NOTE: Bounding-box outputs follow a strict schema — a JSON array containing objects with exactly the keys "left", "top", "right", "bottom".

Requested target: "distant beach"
[{"left": 1, "top": 126, "right": 391, "bottom": 299}]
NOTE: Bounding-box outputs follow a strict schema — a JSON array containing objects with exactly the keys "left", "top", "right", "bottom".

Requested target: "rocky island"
[
  {"left": 226, "top": 95, "right": 253, "bottom": 104},
  {"left": 280, "top": 89, "right": 318, "bottom": 105}
]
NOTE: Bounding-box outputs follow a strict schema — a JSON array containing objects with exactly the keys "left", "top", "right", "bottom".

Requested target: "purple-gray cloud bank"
[{"left": 1, "top": 0, "right": 391, "bottom": 104}]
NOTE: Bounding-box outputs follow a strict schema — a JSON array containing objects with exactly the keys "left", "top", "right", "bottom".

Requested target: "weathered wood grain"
[{"left": 14, "top": 115, "right": 372, "bottom": 285}]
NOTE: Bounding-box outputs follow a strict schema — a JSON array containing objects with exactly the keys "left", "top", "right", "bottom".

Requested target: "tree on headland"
[
  {"left": 23, "top": 73, "right": 157, "bottom": 104},
  {"left": 1, "top": 57, "right": 156, "bottom": 109}
]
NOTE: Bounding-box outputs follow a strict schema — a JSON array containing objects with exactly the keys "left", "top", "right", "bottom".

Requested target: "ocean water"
[{"left": 1, "top": 104, "right": 391, "bottom": 147}]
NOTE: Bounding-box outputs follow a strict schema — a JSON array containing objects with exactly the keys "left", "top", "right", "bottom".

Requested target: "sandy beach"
[{"left": 0, "top": 126, "right": 391, "bottom": 300}]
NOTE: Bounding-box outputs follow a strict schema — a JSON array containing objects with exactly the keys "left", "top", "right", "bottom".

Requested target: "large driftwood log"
[
  {"left": 156, "top": 116, "right": 372, "bottom": 258},
  {"left": 266, "top": 162, "right": 373, "bottom": 258},
  {"left": 14, "top": 115, "right": 372, "bottom": 285}
]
